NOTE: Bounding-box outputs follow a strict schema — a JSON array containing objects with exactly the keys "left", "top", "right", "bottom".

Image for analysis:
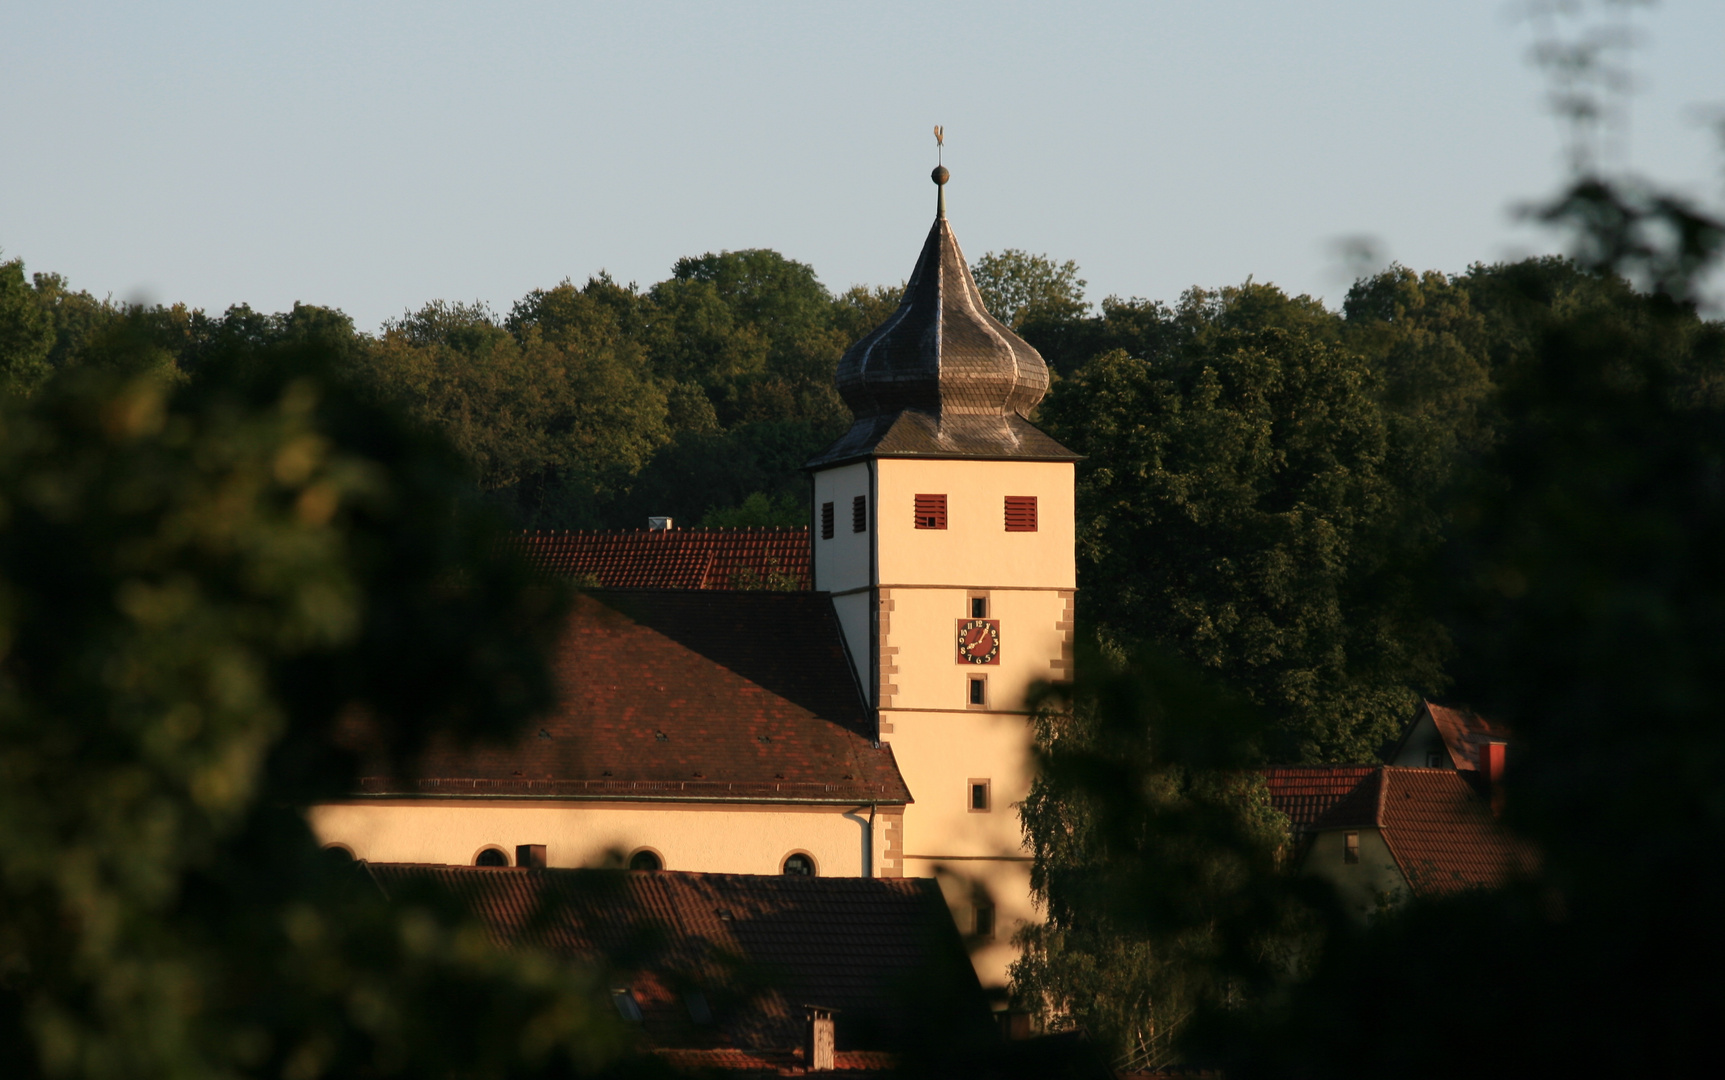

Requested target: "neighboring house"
[
  {"left": 1387, "top": 699, "right": 1511, "bottom": 772},
  {"left": 1263, "top": 764, "right": 1538, "bottom": 918},
  {"left": 310, "top": 166, "right": 1077, "bottom": 991},
  {"left": 363, "top": 863, "right": 992, "bottom": 1075}
]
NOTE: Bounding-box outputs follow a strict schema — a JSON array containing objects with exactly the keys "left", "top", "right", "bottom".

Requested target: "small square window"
[
  {"left": 970, "top": 596, "right": 988, "bottom": 618},
  {"left": 1344, "top": 831, "right": 1360, "bottom": 864},
  {"left": 852, "top": 495, "right": 867, "bottom": 533},
  {"left": 968, "top": 676, "right": 986, "bottom": 707},
  {"left": 1004, "top": 495, "right": 1038, "bottom": 532},
  {"left": 968, "top": 779, "right": 991, "bottom": 812},
  {"left": 821, "top": 502, "right": 834, "bottom": 539},
  {"left": 611, "top": 988, "right": 643, "bottom": 1022},
  {"left": 1425, "top": 751, "right": 1443, "bottom": 769},
  {"left": 914, "top": 494, "right": 947, "bottom": 529},
  {"left": 974, "top": 905, "right": 995, "bottom": 938}
]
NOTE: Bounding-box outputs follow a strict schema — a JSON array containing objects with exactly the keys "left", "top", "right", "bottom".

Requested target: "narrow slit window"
[
  {"left": 1344, "top": 831, "right": 1360, "bottom": 864},
  {"left": 852, "top": 495, "right": 867, "bottom": 533},
  {"left": 968, "top": 675, "right": 986, "bottom": 706},
  {"left": 969, "top": 779, "right": 991, "bottom": 812},
  {"left": 820, "top": 501, "right": 834, "bottom": 539},
  {"left": 915, "top": 494, "right": 947, "bottom": 530},
  {"left": 1004, "top": 495, "right": 1038, "bottom": 532},
  {"left": 969, "top": 594, "right": 988, "bottom": 618}
]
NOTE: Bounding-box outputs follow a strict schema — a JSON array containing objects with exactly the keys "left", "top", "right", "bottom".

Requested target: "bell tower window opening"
[
  {"left": 969, "top": 594, "right": 989, "bottom": 619},
  {"left": 968, "top": 674, "right": 987, "bottom": 707},
  {"left": 852, "top": 495, "right": 868, "bottom": 533},
  {"left": 974, "top": 904, "right": 996, "bottom": 938},
  {"left": 821, "top": 501, "right": 835, "bottom": 539},
  {"left": 1004, "top": 495, "right": 1038, "bottom": 532},
  {"left": 915, "top": 494, "right": 947, "bottom": 529}
]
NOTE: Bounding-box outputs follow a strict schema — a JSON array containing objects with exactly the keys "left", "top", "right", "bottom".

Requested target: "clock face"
[{"left": 956, "top": 619, "right": 1000, "bottom": 665}]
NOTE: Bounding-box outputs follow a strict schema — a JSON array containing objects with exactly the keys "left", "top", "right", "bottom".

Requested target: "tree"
[
  {"left": 1012, "top": 642, "right": 1311, "bottom": 1067},
  {"left": 1041, "top": 283, "right": 1447, "bottom": 762},
  {"left": 0, "top": 254, "right": 54, "bottom": 395},
  {"left": 0, "top": 321, "right": 633, "bottom": 1078},
  {"left": 970, "top": 249, "right": 1088, "bottom": 331}
]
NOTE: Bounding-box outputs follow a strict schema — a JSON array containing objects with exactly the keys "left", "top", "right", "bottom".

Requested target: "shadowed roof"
[
  {"left": 364, "top": 865, "right": 989, "bottom": 1054},
  {"left": 1277, "top": 766, "right": 1540, "bottom": 896},
  {"left": 506, "top": 528, "right": 810, "bottom": 591},
  {"left": 355, "top": 590, "right": 907, "bottom": 805},
  {"left": 1262, "top": 765, "right": 1380, "bottom": 839}
]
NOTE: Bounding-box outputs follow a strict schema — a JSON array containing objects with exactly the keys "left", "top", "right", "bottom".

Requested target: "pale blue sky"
[{"left": 3, "top": 2, "right": 1721, "bottom": 331}]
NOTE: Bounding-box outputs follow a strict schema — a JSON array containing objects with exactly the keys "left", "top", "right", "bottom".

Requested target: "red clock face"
[{"left": 956, "top": 619, "right": 1000, "bottom": 665}]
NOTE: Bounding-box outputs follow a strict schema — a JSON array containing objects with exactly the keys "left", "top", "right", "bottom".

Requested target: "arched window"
[
  {"left": 782, "top": 852, "right": 816, "bottom": 877},
  {"left": 321, "top": 844, "right": 355, "bottom": 864},
  {"left": 475, "top": 847, "right": 509, "bottom": 867},
  {"left": 628, "top": 849, "right": 663, "bottom": 872}
]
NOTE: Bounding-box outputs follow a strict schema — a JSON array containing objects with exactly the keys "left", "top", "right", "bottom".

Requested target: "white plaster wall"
[
  {"left": 811, "top": 462, "right": 872, "bottom": 594},
  {"left": 875, "top": 459, "right": 1075, "bottom": 589},
  {"left": 1304, "top": 828, "right": 1408, "bottom": 919},
  {"left": 308, "top": 800, "right": 878, "bottom": 877}
]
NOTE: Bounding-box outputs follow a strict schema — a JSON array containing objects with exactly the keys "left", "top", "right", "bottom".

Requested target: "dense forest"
[{"left": 7, "top": 235, "right": 1716, "bottom": 766}]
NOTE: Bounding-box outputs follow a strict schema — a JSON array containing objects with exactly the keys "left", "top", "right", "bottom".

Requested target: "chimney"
[
  {"left": 1477, "top": 741, "right": 1505, "bottom": 783},
  {"left": 647, "top": 516, "right": 673, "bottom": 531},
  {"left": 803, "top": 1006, "right": 836, "bottom": 1071},
  {"left": 1477, "top": 742, "right": 1507, "bottom": 815},
  {"left": 515, "top": 844, "right": 547, "bottom": 868}
]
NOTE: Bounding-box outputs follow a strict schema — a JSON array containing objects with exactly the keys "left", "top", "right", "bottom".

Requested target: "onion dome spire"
[{"left": 808, "top": 160, "right": 1074, "bottom": 467}]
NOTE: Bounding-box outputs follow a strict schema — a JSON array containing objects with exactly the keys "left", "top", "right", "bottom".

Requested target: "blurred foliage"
[
  {"left": 1196, "top": 173, "right": 1725, "bottom": 1077},
  {"left": 1011, "top": 640, "right": 1321, "bottom": 1066},
  {"left": 0, "top": 323, "right": 642, "bottom": 1078}
]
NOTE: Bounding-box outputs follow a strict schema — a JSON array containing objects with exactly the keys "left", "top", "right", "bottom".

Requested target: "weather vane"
[{"left": 934, "top": 125, "right": 944, "bottom": 165}]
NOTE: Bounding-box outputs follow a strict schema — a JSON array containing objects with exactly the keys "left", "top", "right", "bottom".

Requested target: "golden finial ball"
[{"left": 931, "top": 165, "right": 950, "bottom": 186}]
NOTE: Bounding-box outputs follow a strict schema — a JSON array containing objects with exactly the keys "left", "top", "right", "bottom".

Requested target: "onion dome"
[{"left": 808, "top": 167, "right": 1076, "bottom": 468}]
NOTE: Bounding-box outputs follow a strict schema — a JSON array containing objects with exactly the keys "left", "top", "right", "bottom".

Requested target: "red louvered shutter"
[
  {"left": 914, "top": 494, "right": 947, "bottom": 530},
  {"left": 1004, "top": 496, "right": 1038, "bottom": 532}
]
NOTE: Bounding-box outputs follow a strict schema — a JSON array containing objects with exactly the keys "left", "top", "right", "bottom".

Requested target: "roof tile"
[{"left": 507, "top": 529, "right": 810, "bottom": 590}]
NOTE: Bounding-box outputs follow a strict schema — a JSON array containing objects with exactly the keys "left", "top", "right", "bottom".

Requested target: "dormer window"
[{"left": 915, "top": 494, "right": 947, "bottom": 529}]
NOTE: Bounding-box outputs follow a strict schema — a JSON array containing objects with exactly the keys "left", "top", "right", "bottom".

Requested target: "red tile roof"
[
  {"left": 1423, "top": 701, "right": 1512, "bottom": 771},
  {"left": 1304, "top": 767, "right": 1540, "bottom": 896},
  {"left": 1261, "top": 765, "right": 1380, "bottom": 838},
  {"left": 506, "top": 528, "right": 811, "bottom": 590},
  {"left": 364, "top": 865, "right": 987, "bottom": 1055},
  {"left": 355, "top": 590, "right": 907, "bottom": 805}
]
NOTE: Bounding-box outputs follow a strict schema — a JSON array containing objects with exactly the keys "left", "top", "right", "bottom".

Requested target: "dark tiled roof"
[
  {"left": 357, "top": 591, "right": 908, "bottom": 805},
  {"left": 505, "top": 528, "right": 810, "bottom": 591},
  {"left": 1261, "top": 765, "right": 1380, "bottom": 839},
  {"left": 1307, "top": 767, "right": 1540, "bottom": 896},
  {"left": 1424, "top": 701, "right": 1512, "bottom": 771},
  {"left": 364, "top": 865, "right": 987, "bottom": 1054},
  {"left": 808, "top": 181, "right": 1078, "bottom": 469}
]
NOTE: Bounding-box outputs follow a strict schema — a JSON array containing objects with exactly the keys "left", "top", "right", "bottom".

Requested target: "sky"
[{"left": 3, "top": 1, "right": 1723, "bottom": 332}]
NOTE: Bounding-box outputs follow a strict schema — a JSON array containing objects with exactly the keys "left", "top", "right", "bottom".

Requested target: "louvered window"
[
  {"left": 914, "top": 494, "right": 947, "bottom": 530},
  {"left": 851, "top": 495, "right": 867, "bottom": 533},
  {"left": 820, "top": 501, "right": 834, "bottom": 539},
  {"left": 1004, "top": 495, "right": 1038, "bottom": 532}
]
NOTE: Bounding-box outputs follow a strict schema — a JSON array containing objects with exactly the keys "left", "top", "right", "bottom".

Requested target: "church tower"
[{"left": 806, "top": 165, "right": 1078, "bottom": 988}]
